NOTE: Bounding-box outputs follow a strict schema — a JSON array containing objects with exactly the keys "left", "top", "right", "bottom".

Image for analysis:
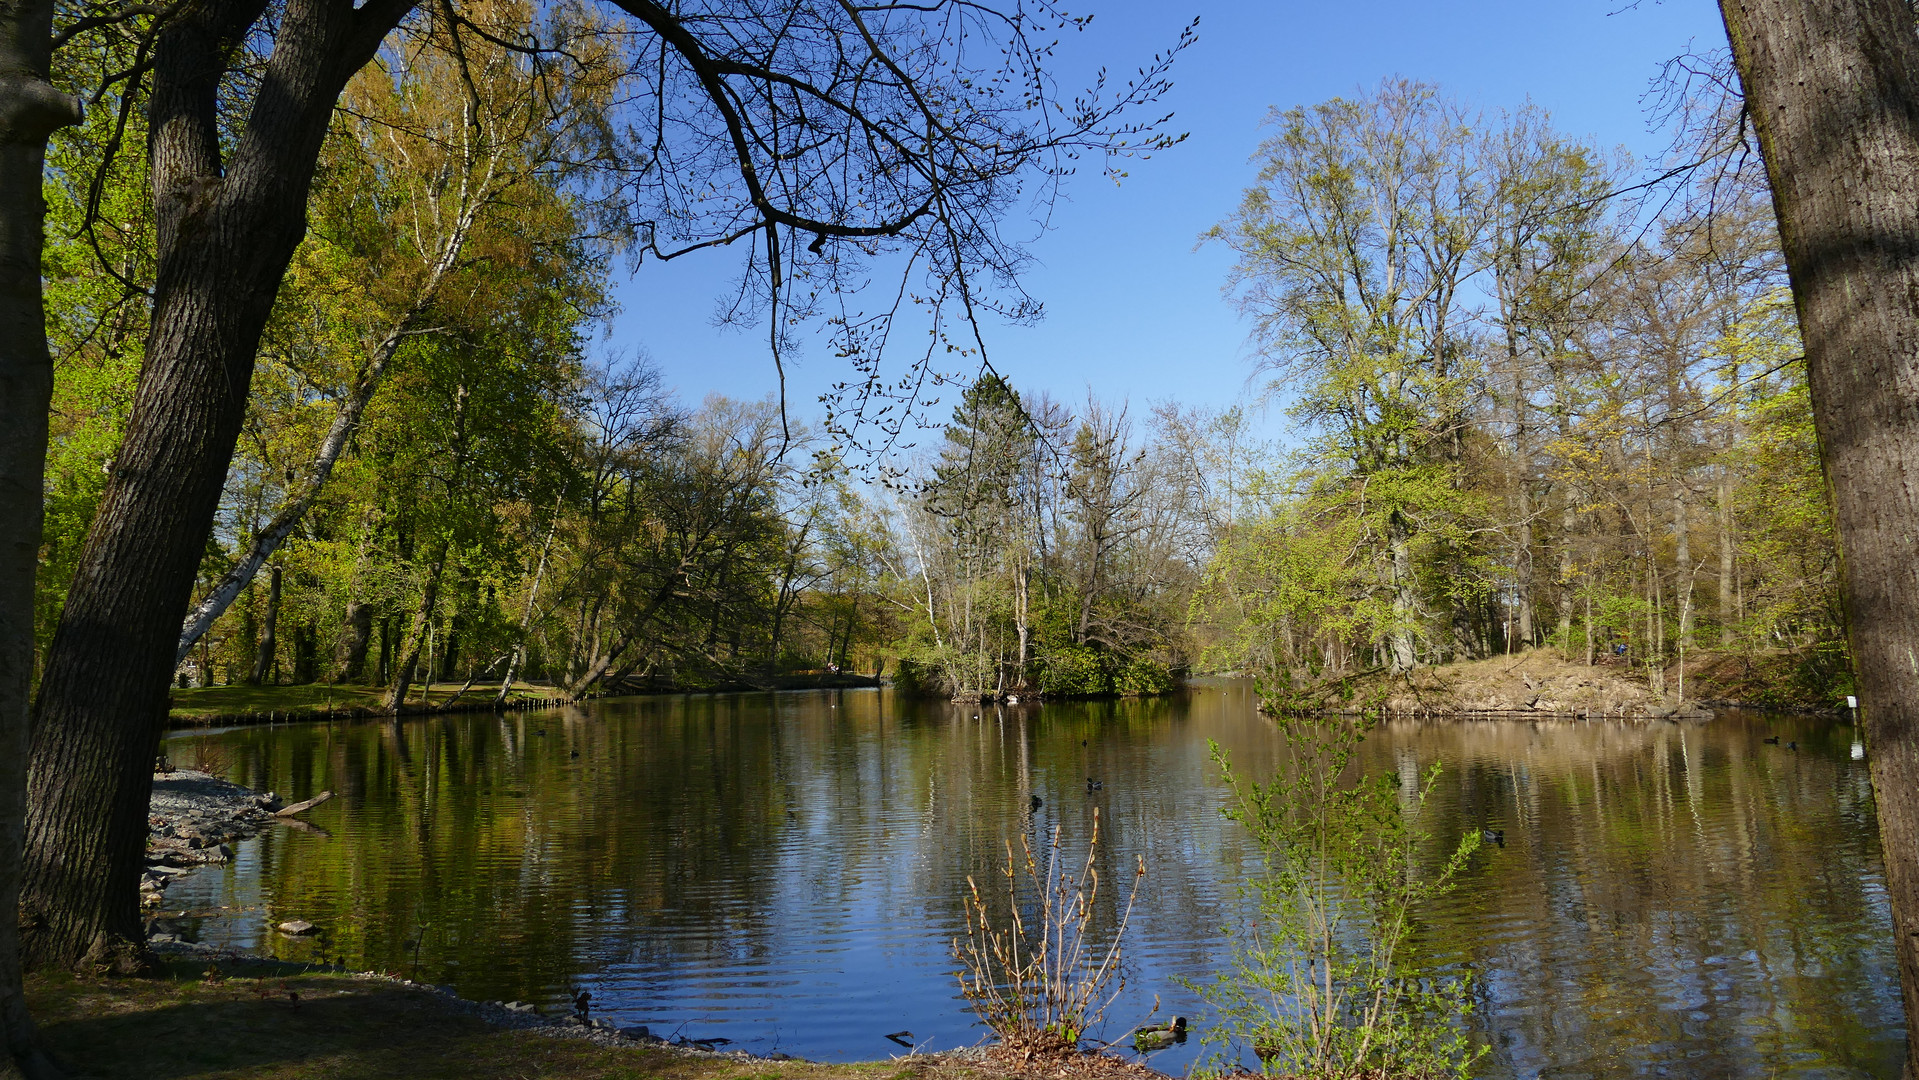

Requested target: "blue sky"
[{"left": 603, "top": 0, "right": 1730, "bottom": 438}]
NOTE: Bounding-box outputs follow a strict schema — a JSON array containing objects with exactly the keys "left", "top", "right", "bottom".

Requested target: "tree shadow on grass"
[{"left": 32, "top": 975, "right": 609, "bottom": 1080}]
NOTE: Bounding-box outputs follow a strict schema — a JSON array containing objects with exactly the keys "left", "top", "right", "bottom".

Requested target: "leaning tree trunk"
[
  {"left": 173, "top": 180, "right": 485, "bottom": 664},
  {"left": 0, "top": 0, "right": 80, "bottom": 1064},
  {"left": 1719, "top": 2, "right": 1919, "bottom": 1073},
  {"left": 21, "top": 0, "right": 416, "bottom": 972}
]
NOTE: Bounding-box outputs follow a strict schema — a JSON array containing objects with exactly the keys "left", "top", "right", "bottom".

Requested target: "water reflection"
[{"left": 163, "top": 682, "right": 1901, "bottom": 1076}]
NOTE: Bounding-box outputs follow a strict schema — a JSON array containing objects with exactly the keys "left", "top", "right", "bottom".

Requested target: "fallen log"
[{"left": 274, "top": 791, "right": 334, "bottom": 817}]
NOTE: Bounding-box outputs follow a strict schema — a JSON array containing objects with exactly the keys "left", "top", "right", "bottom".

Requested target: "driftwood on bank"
[{"left": 273, "top": 791, "right": 333, "bottom": 817}]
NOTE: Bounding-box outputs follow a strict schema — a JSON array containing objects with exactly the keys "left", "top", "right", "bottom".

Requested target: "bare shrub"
[{"left": 954, "top": 808, "right": 1144, "bottom": 1053}]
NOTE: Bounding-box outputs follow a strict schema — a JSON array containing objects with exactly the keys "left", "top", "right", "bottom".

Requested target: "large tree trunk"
[
  {"left": 1719, "top": 2, "right": 1919, "bottom": 1072},
  {"left": 336, "top": 601, "right": 374, "bottom": 682},
  {"left": 1386, "top": 509, "right": 1418, "bottom": 673},
  {"left": 21, "top": 0, "right": 415, "bottom": 972},
  {"left": 1674, "top": 484, "right": 1693, "bottom": 649},
  {"left": 0, "top": 0, "right": 80, "bottom": 1063},
  {"left": 248, "top": 562, "right": 282, "bottom": 685},
  {"left": 384, "top": 542, "right": 450, "bottom": 712}
]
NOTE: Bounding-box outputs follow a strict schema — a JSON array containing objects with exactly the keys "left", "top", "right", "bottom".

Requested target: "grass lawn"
[
  {"left": 25, "top": 962, "right": 984, "bottom": 1080},
  {"left": 168, "top": 682, "right": 567, "bottom": 722}
]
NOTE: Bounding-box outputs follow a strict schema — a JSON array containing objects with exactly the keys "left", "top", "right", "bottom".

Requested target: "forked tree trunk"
[
  {"left": 0, "top": 0, "right": 80, "bottom": 1063},
  {"left": 21, "top": 0, "right": 416, "bottom": 972},
  {"left": 1719, "top": 2, "right": 1919, "bottom": 1072}
]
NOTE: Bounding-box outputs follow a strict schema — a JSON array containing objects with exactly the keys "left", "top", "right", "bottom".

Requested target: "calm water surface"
[{"left": 161, "top": 680, "right": 1902, "bottom": 1077}]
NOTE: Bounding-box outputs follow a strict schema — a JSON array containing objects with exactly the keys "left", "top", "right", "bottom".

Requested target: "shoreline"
[
  {"left": 1254, "top": 650, "right": 1850, "bottom": 720},
  {"left": 138, "top": 767, "right": 984, "bottom": 1070},
  {"left": 166, "top": 674, "right": 888, "bottom": 731}
]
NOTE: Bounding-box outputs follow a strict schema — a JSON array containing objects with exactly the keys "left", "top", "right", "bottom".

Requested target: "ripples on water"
[{"left": 162, "top": 680, "right": 1902, "bottom": 1076}]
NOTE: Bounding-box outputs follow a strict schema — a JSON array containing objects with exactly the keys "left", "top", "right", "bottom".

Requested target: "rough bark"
[
  {"left": 336, "top": 601, "right": 373, "bottom": 682},
  {"left": 1387, "top": 509, "right": 1417, "bottom": 673},
  {"left": 384, "top": 542, "right": 450, "bottom": 711},
  {"left": 1718, "top": 459, "right": 1737, "bottom": 645},
  {"left": 248, "top": 562, "right": 282, "bottom": 684},
  {"left": 0, "top": 0, "right": 79, "bottom": 1062},
  {"left": 22, "top": 0, "right": 417, "bottom": 971},
  {"left": 1718, "top": 1, "right": 1919, "bottom": 1072}
]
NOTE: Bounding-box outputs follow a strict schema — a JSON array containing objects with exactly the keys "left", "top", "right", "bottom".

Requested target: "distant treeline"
[{"left": 40, "top": 75, "right": 1844, "bottom": 706}]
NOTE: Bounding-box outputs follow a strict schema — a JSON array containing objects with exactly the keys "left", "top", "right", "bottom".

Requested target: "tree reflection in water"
[{"left": 163, "top": 682, "right": 1900, "bottom": 1077}]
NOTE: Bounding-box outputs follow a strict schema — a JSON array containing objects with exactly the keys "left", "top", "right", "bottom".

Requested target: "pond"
[{"left": 161, "top": 679, "right": 1903, "bottom": 1077}]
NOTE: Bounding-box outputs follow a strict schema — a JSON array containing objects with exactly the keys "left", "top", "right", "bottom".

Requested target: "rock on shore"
[{"left": 144, "top": 767, "right": 286, "bottom": 907}]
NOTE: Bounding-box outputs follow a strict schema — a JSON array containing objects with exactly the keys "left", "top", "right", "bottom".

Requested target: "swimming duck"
[
  {"left": 1481, "top": 828, "right": 1505, "bottom": 847},
  {"left": 1030, "top": 794, "right": 1042, "bottom": 810},
  {"left": 1132, "top": 1017, "right": 1188, "bottom": 1050},
  {"left": 1086, "top": 778, "right": 1103, "bottom": 792},
  {"left": 1763, "top": 736, "right": 1780, "bottom": 745}
]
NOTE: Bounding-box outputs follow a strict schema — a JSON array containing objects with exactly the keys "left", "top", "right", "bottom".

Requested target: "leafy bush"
[
  {"left": 890, "top": 658, "right": 936, "bottom": 697},
  {"left": 1112, "top": 656, "right": 1175, "bottom": 696},
  {"left": 1194, "top": 711, "right": 1484, "bottom": 1079},
  {"left": 1037, "top": 647, "right": 1176, "bottom": 697},
  {"left": 1037, "top": 645, "right": 1110, "bottom": 696}
]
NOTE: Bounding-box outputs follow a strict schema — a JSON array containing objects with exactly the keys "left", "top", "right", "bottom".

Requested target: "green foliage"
[
  {"left": 1112, "top": 656, "right": 1175, "bottom": 696},
  {"left": 1196, "top": 716, "right": 1484, "bottom": 1080},
  {"left": 40, "top": 24, "right": 156, "bottom": 662},
  {"left": 1032, "top": 645, "right": 1174, "bottom": 698},
  {"left": 900, "top": 375, "right": 1192, "bottom": 700},
  {"left": 1037, "top": 645, "right": 1109, "bottom": 696}
]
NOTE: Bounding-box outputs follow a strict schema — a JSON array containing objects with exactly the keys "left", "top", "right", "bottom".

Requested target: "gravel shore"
[{"left": 143, "top": 767, "right": 288, "bottom": 909}]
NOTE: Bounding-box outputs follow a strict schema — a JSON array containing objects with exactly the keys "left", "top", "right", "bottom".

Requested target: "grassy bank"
[
  {"left": 168, "top": 674, "right": 886, "bottom": 726},
  {"left": 24, "top": 961, "right": 987, "bottom": 1080},
  {"left": 167, "top": 683, "right": 566, "bottom": 723}
]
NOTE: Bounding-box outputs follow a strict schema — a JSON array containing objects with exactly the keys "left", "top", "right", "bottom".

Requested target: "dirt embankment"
[{"left": 1275, "top": 649, "right": 1844, "bottom": 718}]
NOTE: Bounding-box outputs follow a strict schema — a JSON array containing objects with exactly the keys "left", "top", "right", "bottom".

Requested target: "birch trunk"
[{"left": 174, "top": 151, "right": 491, "bottom": 664}]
